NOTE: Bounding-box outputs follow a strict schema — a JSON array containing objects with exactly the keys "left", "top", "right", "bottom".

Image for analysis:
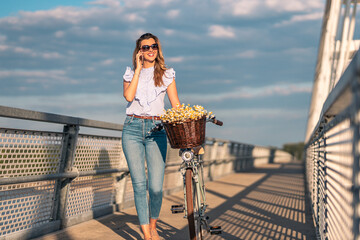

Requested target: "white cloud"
[
  {"left": 42, "top": 52, "right": 62, "bottom": 59},
  {"left": 14, "top": 46, "right": 34, "bottom": 55},
  {"left": 283, "top": 47, "right": 314, "bottom": 56},
  {"left": 0, "top": 69, "right": 79, "bottom": 85},
  {"left": 2, "top": 45, "right": 63, "bottom": 59},
  {"left": 101, "top": 58, "right": 115, "bottom": 65},
  {"left": 127, "top": 29, "right": 147, "bottom": 40},
  {"left": 214, "top": 107, "right": 308, "bottom": 120},
  {"left": 120, "top": 0, "right": 153, "bottom": 8},
  {"left": 180, "top": 82, "right": 312, "bottom": 103},
  {"left": 167, "top": 56, "right": 184, "bottom": 63},
  {"left": 227, "top": 1, "right": 259, "bottom": 16},
  {"left": 18, "top": 7, "right": 89, "bottom": 24},
  {"left": 208, "top": 25, "right": 235, "bottom": 39},
  {"left": 199, "top": 79, "right": 235, "bottom": 84},
  {"left": 236, "top": 50, "right": 257, "bottom": 59},
  {"left": 90, "top": 26, "right": 100, "bottom": 31},
  {"left": 54, "top": 31, "right": 65, "bottom": 38},
  {"left": 265, "top": 0, "right": 323, "bottom": 12},
  {"left": 120, "top": 0, "right": 176, "bottom": 9},
  {"left": 0, "top": 45, "right": 9, "bottom": 51},
  {"left": 0, "top": 70, "right": 65, "bottom": 78},
  {"left": 87, "top": 0, "right": 121, "bottom": 8},
  {"left": 283, "top": 47, "right": 316, "bottom": 62},
  {"left": 163, "top": 29, "right": 175, "bottom": 35},
  {"left": 275, "top": 12, "right": 323, "bottom": 27},
  {"left": 0, "top": 35, "right": 7, "bottom": 42},
  {"left": 19, "top": 36, "right": 33, "bottom": 43},
  {"left": 217, "top": 0, "right": 323, "bottom": 17},
  {"left": 0, "top": 5, "right": 122, "bottom": 26},
  {"left": 0, "top": 16, "right": 21, "bottom": 25},
  {"left": 124, "top": 13, "right": 146, "bottom": 22},
  {"left": 166, "top": 9, "right": 180, "bottom": 19}
]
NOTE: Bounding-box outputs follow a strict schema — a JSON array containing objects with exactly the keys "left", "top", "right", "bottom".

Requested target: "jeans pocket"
[{"left": 124, "top": 116, "right": 134, "bottom": 126}]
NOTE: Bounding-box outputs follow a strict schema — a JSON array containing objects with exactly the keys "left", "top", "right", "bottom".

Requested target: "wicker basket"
[{"left": 162, "top": 116, "right": 206, "bottom": 149}]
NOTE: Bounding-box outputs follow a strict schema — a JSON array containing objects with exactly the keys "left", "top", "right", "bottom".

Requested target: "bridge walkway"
[{"left": 34, "top": 161, "right": 316, "bottom": 240}]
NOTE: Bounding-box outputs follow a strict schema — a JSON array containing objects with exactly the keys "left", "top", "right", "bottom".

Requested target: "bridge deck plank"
[{"left": 34, "top": 162, "right": 316, "bottom": 240}]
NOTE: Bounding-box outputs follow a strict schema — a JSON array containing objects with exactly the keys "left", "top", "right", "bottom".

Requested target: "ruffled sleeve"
[
  {"left": 123, "top": 66, "right": 134, "bottom": 82},
  {"left": 153, "top": 68, "right": 175, "bottom": 97},
  {"left": 163, "top": 68, "right": 175, "bottom": 87}
]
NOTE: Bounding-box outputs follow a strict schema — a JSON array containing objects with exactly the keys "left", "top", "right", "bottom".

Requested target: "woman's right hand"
[{"left": 135, "top": 50, "right": 143, "bottom": 72}]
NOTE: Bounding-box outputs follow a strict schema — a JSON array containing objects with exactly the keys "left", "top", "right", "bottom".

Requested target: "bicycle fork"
[
  {"left": 182, "top": 166, "right": 204, "bottom": 219},
  {"left": 192, "top": 167, "right": 209, "bottom": 237}
]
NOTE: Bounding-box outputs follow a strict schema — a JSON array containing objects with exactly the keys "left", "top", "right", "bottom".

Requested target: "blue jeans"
[{"left": 121, "top": 115, "right": 167, "bottom": 225}]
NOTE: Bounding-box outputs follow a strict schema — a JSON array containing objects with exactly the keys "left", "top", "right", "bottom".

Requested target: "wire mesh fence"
[
  {"left": 305, "top": 50, "right": 360, "bottom": 240},
  {"left": 0, "top": 106, "right": 292, "bottom": 239}
]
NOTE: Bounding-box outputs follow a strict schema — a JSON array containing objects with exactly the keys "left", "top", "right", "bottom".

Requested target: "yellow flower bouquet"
[
  {"left": 160, "top": 104, "right": 214, "bottom": 125},
  {"left": 160, "top": 104, "right": 214, "bottom": 148}
]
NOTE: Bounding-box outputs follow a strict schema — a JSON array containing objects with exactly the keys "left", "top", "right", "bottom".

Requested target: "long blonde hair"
[{"left": 132, "top": 33, "right": 167, "bottom": 87}]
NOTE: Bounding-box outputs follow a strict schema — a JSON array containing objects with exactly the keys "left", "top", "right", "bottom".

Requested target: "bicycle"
[{"left": 150, "top": 117, "right": 223, "bottom": 240}]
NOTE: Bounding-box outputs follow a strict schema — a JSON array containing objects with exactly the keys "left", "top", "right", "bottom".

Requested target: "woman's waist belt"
[{"left": 127, "top": 114, "right": 161, "bottom": 120}]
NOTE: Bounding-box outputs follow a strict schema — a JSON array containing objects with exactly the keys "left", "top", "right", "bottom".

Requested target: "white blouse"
[{"left": 123, "top": 66, "right": 175, "bottom": 116}]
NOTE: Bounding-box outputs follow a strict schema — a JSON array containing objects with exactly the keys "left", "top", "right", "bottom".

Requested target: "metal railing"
[
  {"left": 0, "top": 105, "right": 292, "bottom": 240},
  {"left": 305, "top": 50, "right": 360, "bottom": 240}
]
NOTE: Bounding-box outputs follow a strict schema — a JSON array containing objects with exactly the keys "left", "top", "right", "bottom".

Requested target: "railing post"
[
  {"left": 235, "top": 144, "right": 241, "bottom": 171},
  {"left": 240, "top": 144, "right": 245, "bottom": 169},
  {"left": 243, "top": 144, "right": 248, "bottom": 169},
  {"left": 51, "top": 124, "right": 79, "bottom": 228},
  {"left": 242, "top": 144, "right": 247, "bottom": 169},
  {"left": 229, "top": 142, "right": 237, "bottom": 171},
  {"left": 221, "top": 142, "right": 230, "bottom": 175},
  {"left": 351, "top": 79, "right": 360, "bottom": 240},
  {"left": 208, "top": 140, "right": 218, "bottom": 181},
  {"left": 247, "top": 145, "right": 254, "bottom": 169},
  {"left": 114, "top": 172, "right": 129, "bottom": 210},
  {"left": 229, "top": 142, "right": 235, "bottom": 155}
]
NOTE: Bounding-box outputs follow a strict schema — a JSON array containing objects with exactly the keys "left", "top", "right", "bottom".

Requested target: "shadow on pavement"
[
  {"left": 164, "top": 162, "right": 316, "bottom": 240},
  {"left": 34, "top": 162, "right": 316, "bottom": 240}
]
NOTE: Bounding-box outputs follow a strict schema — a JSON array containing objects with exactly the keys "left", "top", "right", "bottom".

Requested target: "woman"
[{"left": 122, "top": 33, "right": 180, "bottom": 240}]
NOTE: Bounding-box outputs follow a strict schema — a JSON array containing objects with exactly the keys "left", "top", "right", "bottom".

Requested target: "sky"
[{"left": 0, "top": 0, "right": 325, "bottom": 147}]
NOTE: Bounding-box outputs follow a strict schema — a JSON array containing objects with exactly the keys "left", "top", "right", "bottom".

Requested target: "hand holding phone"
[{"left": 136, "top": 51, "right": 143, "bottom": 70}]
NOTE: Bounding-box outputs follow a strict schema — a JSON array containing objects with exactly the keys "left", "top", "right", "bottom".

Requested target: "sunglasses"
[{"left": 141, "top": 43, "right": 158, "bottom": 52}]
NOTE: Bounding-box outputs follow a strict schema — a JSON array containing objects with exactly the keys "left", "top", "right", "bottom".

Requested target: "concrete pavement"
[{"left": 34, "top": 162, "right": 316, "bottom": 240}]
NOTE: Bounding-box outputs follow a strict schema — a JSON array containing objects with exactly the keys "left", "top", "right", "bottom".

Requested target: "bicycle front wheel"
[
  {"left": 185, "top": 168, "right": 202, "bottom": 240},
  {"left": 185, "top": 168, "right": 196, "bottom": 240}
]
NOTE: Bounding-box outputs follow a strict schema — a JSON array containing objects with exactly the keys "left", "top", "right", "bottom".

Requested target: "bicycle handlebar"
[
  {"left": 208, "top": 117, "right": 223, "bottom": 126},
  {"left": 148, "top": 123, "right": 163, "bottom": 134}
]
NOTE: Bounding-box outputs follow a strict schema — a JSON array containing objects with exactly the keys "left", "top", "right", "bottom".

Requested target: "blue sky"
[{"left": 0, "top": 0, "right": 325, "bottom": 147}]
